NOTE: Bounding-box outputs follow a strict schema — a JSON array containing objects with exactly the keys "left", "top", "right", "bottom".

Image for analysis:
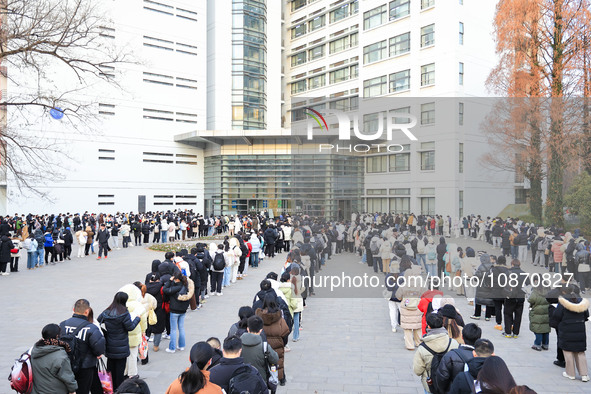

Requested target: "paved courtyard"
[{"left": 1, "top": 237, "right": 590, "bottom": 393}]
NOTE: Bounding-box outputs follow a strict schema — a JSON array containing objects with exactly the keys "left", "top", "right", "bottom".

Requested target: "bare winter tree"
[
  {"left": 487, "top": 0, "right": 591, "bottom": 226},
  {"left": 0, "top": 0, "right": 132, "bottom": 197}
]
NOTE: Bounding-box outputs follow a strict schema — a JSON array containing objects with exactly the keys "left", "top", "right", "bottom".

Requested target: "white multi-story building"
[
  {"left": 5, "top": 0, "right": 521, "bottom": 219},
  {"left": 284, "top": 0, "right": 516, "bottom": 218},
  {"left": 7, "top": 0, "right": 206, "bottom": 214}
]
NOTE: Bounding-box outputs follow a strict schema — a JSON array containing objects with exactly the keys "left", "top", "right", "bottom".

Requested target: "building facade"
[{"left": 5, "top": 0, "right": 522, "bottom": 219}]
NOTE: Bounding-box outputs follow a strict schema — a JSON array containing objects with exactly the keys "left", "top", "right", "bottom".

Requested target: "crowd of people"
[{"left": 6, "top": 210, "right": 591, "bottom": 393}]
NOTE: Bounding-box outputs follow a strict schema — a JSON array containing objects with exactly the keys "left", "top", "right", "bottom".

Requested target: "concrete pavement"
[{"left": 0, "top": 237, "right": 590, "bottom": 393}]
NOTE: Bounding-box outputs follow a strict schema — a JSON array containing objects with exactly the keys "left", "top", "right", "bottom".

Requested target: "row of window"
[
  {"left": 142, "top": 108, "right": 198, "bottom": 124},
  {"left": 290, "top": 0, "right": 359, "bottom": 39},
  {"left": 290, "top": 31, "right": 358, "bottom": 68},
  {"left": 143, "top": 35, "right": 198, "bottom": 56},
  {"left": 365, "top": 196, "right": 435, "bottom": 216},
  {"left": 143, "top": 0, "right": 198, "bottom": 22},
  {"left": 367, "top": 188, "right": 436, "bottom": 197},
  {"left": 143, "top": 72, "right": 198, "bottom": 90},
  {"left": 362, "top": 62, "right": 464, "bottom": 97},
  {"left": 362, "top": 63, "right": 433, "bottom": 97},
  {"left": 291, "top": 64, "right": 359, "bottom": 93},
  {"left": 362, "top": 26, "right": 434, "bottom": 66},
  {"left": 366, "top": 149, "right": 434, "bottom": 173}
]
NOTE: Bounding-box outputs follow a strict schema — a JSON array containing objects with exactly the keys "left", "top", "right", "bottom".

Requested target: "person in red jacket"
[{"left": 418, "top": 289, "right": 444, "bottom": 336}]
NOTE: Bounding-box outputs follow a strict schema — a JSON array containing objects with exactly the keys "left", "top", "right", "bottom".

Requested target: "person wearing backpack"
[
  {"left": 435, "top": 323, "right": 482, "bottom": 393},
  {"left": 424, "top": 237, "right": 438, "bottom": 277},
  {"left": 369, "top": 233, "right": 382, "bottom": 273},
  {"left": 194, "top": 244, "right": 212, "bottom": 302},
  {"left": 60, "top": 299, "right": 106, "bottom": 394},
  {"left": 415, "top": 230, "right": 428, "bottom": 270},
  {"left": 31, "top": 323, "right": 78, "bottom": 394},
  {"left": 575, "top": 241, "right": 591, "bottom": 292},
  {"left": 448, "top": 339, "right": 495, "bottom": 394},
  {"left": 413, "top": 313, "right": 459, "bottom": 394},
  {"left": 211, "top": 244, "right": 228, "bottom": 296},
  {"left": 240, "top": 316, "right": 279, "bottom": 392},
  {"left": 533, "top": 228, "right": 547, "bottom": 267},
  {"left": 209, "top": 336, "right": 268, "bottom": 394}
]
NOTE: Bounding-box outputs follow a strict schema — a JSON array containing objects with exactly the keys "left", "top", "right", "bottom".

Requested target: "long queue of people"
[
  {"left": 10, "top": 220, "right": 318, "bottom": 394},
  {"left": 342, "top": 212, "right": 590, "bottom": 393},
  {"left": 0, "top": 210, "right": 296, "bottom": 274}
]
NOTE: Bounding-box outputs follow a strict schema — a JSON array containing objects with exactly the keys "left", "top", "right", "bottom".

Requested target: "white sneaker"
[
  {"left": 148, "top": 336, "right": 154, "bottom": 342},
  {"left": 392, "top": 328, "right": 397, "bottom": 333},
  {"left": 204, "top": 295, "right": 210, "bottom": 299},
  {"left": 177, "top": 347, "right": 185, "bottom": 351},
  {"left": 563, "top": 372, "right": 575, "bottom": 380},
  {"left": 217, "top": 292, "right": 223, "bottom": 296},
  {"left": 162, "top": 333, "right": 170, "bottom": 339},
  {"left": 165, "top": 348, "right": 175, "bottom": 353},
  {"left": 2, "top": 272, "right": 9, "bottom": 276},
  {"left": 583, "top": 376, "right": 589, "bottom": 382}
]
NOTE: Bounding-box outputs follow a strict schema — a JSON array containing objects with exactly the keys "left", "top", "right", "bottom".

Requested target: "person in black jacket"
[
  {"left": 502, "top": 259, "right": 530, "bottom": 338},
  {"left": 435, "top": 323, "right": 482, "bottom": 393},
  {"left": 60, "top": 299, "right": 106, "bottom": 394},
  {"left": 209, "top": 336, "right": 268, "bottom": 394},
  {"left": 553, "top": 290, "right": 590, "bottom": 380},
  {"left": 132, "top": 221, "right": 142, "bottom": 246},
  {"left": 163, "top": 271, "right": 195, "bottom": 353},
  {"left": 97, "top": 292, "right": 142, "bottom": 390},
  {"left": 436, "top": 237, "right": 447, "bottom": 277},
  {"left": 206, "top": 337, "right": 224, "bottom": 370},
  {"left": 490, "top": 255, "right": 510, "bottom": 331},
  {"left": 263, "top": 225, "right": 278, "bottom": 258},
  {"left": 145, "top": 260, "right": 161, "bottom": 285},
  {"left": 145, "top": 273, "right": 165, "bottom": 352},
  {"left": 0, "top": 234, "right": 12, "bottom": 275},
  {"left": 194, "top": 245, "right": 211, "bottom": 302},
  {"left": 95, "top": 224, "right": 110, "bottom": 260},
  {"left": 448, "top": 339, "right": 495, "bottom": 394},
  {"left": 63, "top": 228, "right": 74, "bottom": 260},
  {"left": 141, "top": 221, "right": 151, "bottom": 245}
]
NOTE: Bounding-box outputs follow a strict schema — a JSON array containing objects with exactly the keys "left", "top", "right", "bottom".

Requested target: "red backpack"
[{"left": 8, "top": 348, "right": 33, "bottom": 394}]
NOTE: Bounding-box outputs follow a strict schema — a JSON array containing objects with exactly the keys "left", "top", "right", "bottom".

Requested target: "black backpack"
[
  {"left": 228, "top": 365, "right": 266, "bottom": 394},
  {"left": 213, "top": 252, "right": 225, "bottom": 271},
  {"left": 420, "top": 338, "right": 452, "bottom": 394},
  {"left": 59, "top": 320, "right": 90, "bottom": 374},
  {"left": 240, "top": 243, "right": 249, "bottom": 257}
]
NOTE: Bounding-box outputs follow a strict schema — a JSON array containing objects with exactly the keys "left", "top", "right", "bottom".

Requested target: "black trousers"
[
  {"left": 265, "top": 243, "right": 275, "bottom": 258},
  {"left": 503, "top": 298, "right": 524, "bottom": 335},
  {"left": 211, "top": 271, "right": 223, "bottom": 293},
  {"left": 10, "top": 257, "right": 19, "bottom": 272},
  {"left": 75, "top": 366, "right": 103, "bottom": 394},
  {"left": 134, "top": 234, "right": 142, "bottom": 246},
  {"left": 64, "top": 245, "right": 72, "bottom": 258},
  {"left": 107, "top": 358, "right": 127, "bottom": 391},
  {"left": 85, "top": 244, "right": 91, "bottom": 255},
  {"left": 493, "top": 299, "right": 504, "bottom": 325},
  {"left": 473, "top": 304, "right": 494, "bottom": 318},
  {"left": 556, "top": 329, "right": 565, "bottom": 362},
  {"left": 152, "top": 232, "right": 159, "bottom": 243},
  {"left": 143, "top": 233, "right": 150, "bottom": 244},
  {"left": 238, "top": 256, "right": 247, "bottom": 274},
  {"left": 45, "top": 246, "right": 55, "bottom": 263}
]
